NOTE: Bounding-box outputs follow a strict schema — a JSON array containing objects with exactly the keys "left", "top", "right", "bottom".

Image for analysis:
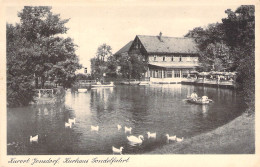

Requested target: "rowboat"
[
  {"left": 92, "top": 82, "right": 115, "bottom": 88},
  {"left": 139, "top": 81, "right": 150, "bottom": 86},
  {"left": 78, "top": 88, "right": 88, "bottom": 93},
  {"left": 187, "top": 98, "right": 212, "bottom": 105}
]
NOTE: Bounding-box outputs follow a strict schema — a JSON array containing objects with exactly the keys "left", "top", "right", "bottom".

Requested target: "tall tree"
[
  {"left": 96, "top": 43, "right": 112, "bottom": 62},
  {"left": 222, "top": 5, "right": 255, "bottom": 113},
  {"left": 17, "top": 6, "right": 81, "bottom": 88},
  {"left": 7, "top": 6, "right": 81, "bottom": 106},
  {"left": 7, "top": 24, "right": 35, "bottom": 107}
]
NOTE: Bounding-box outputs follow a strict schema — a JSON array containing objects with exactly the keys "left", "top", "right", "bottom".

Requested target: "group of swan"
[
  {"left": 165, "top": 134, "right": 184, "bottom": 142},
  {"left": 30, "top": 121, "right": 183, "bottom": 154},
  {"left": 65, "top": 118, "right": 76, "bottom": 128}
]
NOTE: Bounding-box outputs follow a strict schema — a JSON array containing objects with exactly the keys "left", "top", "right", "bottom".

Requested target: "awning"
[
  {"left": 198, "top": 72, "right": 210, "bottom": 76},
  {"left": 148, "top": 62, "right": 199, "bottom": 69}
]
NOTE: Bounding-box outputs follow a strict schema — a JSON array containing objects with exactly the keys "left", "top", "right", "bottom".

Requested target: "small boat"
[
  {"left": 139, "top": 81, "right": 150, "bottom": 86},
  {"left": 92, "top": 82, "right": 115, "bottom": 87},
  {"left": 187, "top": 98, "right": 210, "bottom": 105},
  {"left": 78, "top": 88, "right": 88, "bottom": 93}
]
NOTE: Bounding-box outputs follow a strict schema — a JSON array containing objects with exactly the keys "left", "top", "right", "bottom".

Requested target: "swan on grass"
[
  {"left": 112, "top": 146, "right": 124, "bottom": 154},
  {"left": 65, "top": 122, "right": 72, "bottom": 128},
  {"left": 127, "top": 135, "right": 144, "bottom": 145},
  {"left": 91, "top": 125, "right": 99, "bottom": 131},
  {"left": 124, "top": 126, "right": 132, "bottom": 133},
  {"left": 68, "top": 118, "right": 76, "bottom": 124},
  {"left": 147, "top": 132, "right": 156, "bottom": 139},
  {"left": 30, "top": 135, "right": 38, "bottom": 143},
  {"left": 176, "top": 137, "right": 184, "bottom": 142},
  {"left": 165, "top": 134, "right": 176, "bottom": 141},
  {"left": 117, "top": 124, "right": 122, "bottom": 130}
]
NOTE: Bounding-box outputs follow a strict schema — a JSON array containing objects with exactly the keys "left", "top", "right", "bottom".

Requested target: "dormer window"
[{"left": 154, "top": 55, "right": 157, "bottom": 61}]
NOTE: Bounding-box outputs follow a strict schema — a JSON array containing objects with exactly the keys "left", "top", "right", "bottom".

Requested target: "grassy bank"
[{"left": 149, "top": 113, "right": 255, "bottom": 154}]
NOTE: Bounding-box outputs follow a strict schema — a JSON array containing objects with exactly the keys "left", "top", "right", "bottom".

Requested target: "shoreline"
[{"left": 149, "top": 113, "right": 255, "bottom": 154}]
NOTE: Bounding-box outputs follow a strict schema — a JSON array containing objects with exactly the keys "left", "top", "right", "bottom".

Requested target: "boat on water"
[
  {"left": 186, "top": 96, "right": 212, "bottom": 105},
  {"left": 187, "top": 98, "right": 210, "bottom": 105},
  {"left": 92, "top": 82, "right": 115, "bottom": 88},
  {"left": 139, "top": 81, "right": 150, "bottom": 86},
  {"left": 78, "top": 88, "right": 88, "bottom": 93}
]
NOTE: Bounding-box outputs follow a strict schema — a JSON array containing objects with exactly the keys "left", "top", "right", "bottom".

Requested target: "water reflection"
[{"left": 7, "top": 85, "right": 246, "bottom": 155}]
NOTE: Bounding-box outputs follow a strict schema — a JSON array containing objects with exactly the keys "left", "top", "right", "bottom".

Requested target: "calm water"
[{"left": 7, "top": 85, "right": 246, "bottom": 154}]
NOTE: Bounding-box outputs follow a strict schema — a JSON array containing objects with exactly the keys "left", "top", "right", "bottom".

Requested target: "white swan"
[
  {"left": 112, "top": 146, "right": 124, "bottom": 154},
  {"left": 30, "top": 135, "right": 38, "bottom": 143},
  {"left": 65, "top": 122, "right": 72, "bottom": 128},
  {"left": 91, "top": 125, "right": 99, "bottom": 131},
  {"left": 166, "top": 134, "right": 176, "bottom": 141},
  {"left": 127, "top": 135, "right": 144, "bottom": 145},
  {"left": 176, "top": 137, "right": 184, "bottom": 142},
  {"left": 117, "top": 124, "right": 122, "bottom": 130},
  {"left": 68, "top": 118, "right": 76, "bottom": 124},
  {"left": 147, "top": 132, "right": 156, "bottom": 139},
  {"left": 124, "top": 126, "right": 132, "bottom": 133}
]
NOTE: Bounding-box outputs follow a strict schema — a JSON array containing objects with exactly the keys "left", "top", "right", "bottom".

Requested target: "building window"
[
  {"left": 150, "top": 70, "right": 153, "bottom": 78},
  {"left": 166, "top": 70, "right": 172, "bottom": 78},
  {"left": 163, "top": 56, "right": 165, "bottom": 61},
  {"left": 179, "top": 56, "right": 182, "bottom": 62},
  {"left": 154, "top": 55, "right": 157, "bottom": 61},
  {"left": 171, "top": 56, "right": 174, "bottom": 61},
  {"left": 174, "top": 69, "right": 180, "bottom": 78},
  {"left": 182, "top": 69, "right": 189, "bottom": 78},
  {"left": 158, "top": 70, "right": 162, "bottom": 78},
  {"left": 155, "top": 70, "right": 158, "bottom": 78}
]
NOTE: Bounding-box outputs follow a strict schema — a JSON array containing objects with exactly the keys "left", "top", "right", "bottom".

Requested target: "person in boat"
[
  {"left": 190, "top": 91, "right": 198, "bottom": 101},
  {"left": 201, "top": 95, "right": 208, "bottom": 102}
]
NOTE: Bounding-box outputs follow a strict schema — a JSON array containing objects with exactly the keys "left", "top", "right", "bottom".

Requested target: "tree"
[
  {"left": 7, "top": 6, "right": 81, "bottom": 106},
  {"left": 96, "top": 43, "right": 112, "bottom": 62},
  {"left": 91, "top": 44, "right": 113, "bottom": 81},
  {"left": 119, "top": 53, "right": 147, "bottom": 80},
  {"left": 17, "top": 6, "right": 81, "bottom": 88},
  {"left": 222, "top": 5, "right": 255, "bottom": 113},
  {"left": 7, "top": 24, "right": 36, "bottom": 107},
  {"left": 185, "top": 5, "right": 255, "bottom": 113}
]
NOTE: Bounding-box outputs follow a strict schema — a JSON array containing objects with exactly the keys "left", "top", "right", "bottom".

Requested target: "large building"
[{"left": 115, "top": 33, "right": 199, "bottom": 83}]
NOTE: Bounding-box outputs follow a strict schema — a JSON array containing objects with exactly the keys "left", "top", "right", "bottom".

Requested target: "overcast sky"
[{"left": 5, "top": 1, "right": 243, "bottom": 72}]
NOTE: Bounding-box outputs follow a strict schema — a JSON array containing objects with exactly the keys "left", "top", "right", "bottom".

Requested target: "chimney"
[{"left": 159, "top": 32, "right": 163, "bottom": 42}]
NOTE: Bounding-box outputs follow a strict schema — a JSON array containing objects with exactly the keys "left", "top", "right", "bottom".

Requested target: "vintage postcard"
[{"left": 0, "top": 0, "right": 259, "bottom": 166}]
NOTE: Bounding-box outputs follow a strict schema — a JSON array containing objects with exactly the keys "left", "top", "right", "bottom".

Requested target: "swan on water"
[
  {"left": 112, "top": 146, "right": 124, "bottom": 154},
  {"left": 117, "top": 124, "right": 122, "bottom": 130},
  {"left": 147, "top": 132, "right": 156, "bottom": 139},
  {"left": 124, "top": 126, "right": 132, "bottom": 133},
  {"left": 176, "top": 137, "right": 184, "bottom": 142},
  {"left": 65, "top": 122, "right": 72, "bottom": 128},
  {"left": 91, "top": 125, "right": 99, "bottom": 131},
  {"left": 68, "top": 118, "right": 76, "bottom": 124},
  {"left": 30, "top": 135, "right": 38, "bottom": 143},
  {"left": 166, "top": 134, "right": 176, "bottom": 141},
  {"left": 127, "top": 135, "right": 144, "bottom": 145}
]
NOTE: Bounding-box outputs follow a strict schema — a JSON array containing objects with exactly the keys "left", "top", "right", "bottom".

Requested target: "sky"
[{"left": 5, "top": 1, "right": 242, "bottom": 73}]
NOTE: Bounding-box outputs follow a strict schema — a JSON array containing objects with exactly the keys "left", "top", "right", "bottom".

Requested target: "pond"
[{"left": 7, "top": 84, "right": 246, "bottom": 154}]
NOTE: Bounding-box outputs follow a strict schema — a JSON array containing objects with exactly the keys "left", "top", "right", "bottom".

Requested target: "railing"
[
  {"left": 36, "top": 89, "right": 55, "bottom": 98},
  {"left": 78, "top": 80, "right": 96, "bottom": 84}
]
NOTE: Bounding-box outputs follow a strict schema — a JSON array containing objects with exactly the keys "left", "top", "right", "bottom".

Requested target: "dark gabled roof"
[
  {"left": 136, "top": 35, "right": 198, "bottom": 54},
  {"left": 114, "top": 40, "right": 133, "bottom": 55}
]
